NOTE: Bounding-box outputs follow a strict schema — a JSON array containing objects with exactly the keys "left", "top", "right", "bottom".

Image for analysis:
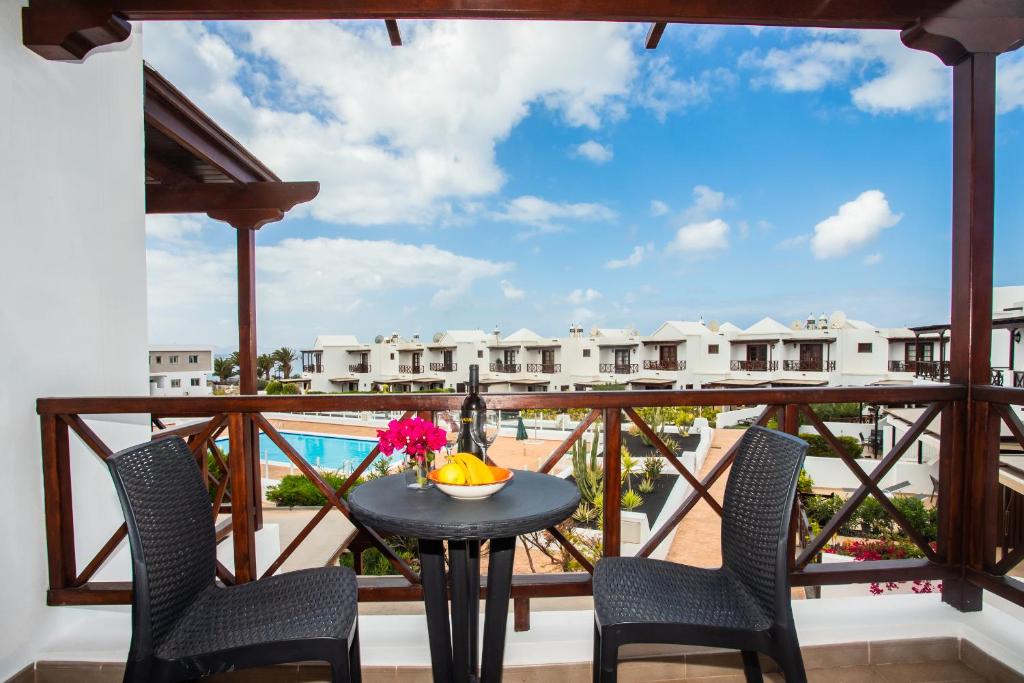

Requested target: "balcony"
[
  {"left": 643, "top": 360, "right": 685, "bottom": 371},
  {"left": 302, "top": 363, "right": 323, "bottom": 374},
  {"left": 526, "top": 363, "right": 561, "bottom": 373},
  {"left": 489, "top": 362, "right": 521, "bottom": 373},
  {"left": 1017, "top": 370, "right": 1024, "bottom": 389},
  {"left": 731, "top": 360, "right": 779, "bottom": 372},
  {"left": 600, "top": 363, "right": 638, "bottom": 374},
  {"left": 429, "top": 362, "right": 457, "bottom": 372},
  {"left": 348, "top": 363, "right": 371, "bottom": 373},
  {"left": 398, "top": 364, "right": 423, "bottom": 374},
  {"left": 782, "top": 360, "right": 837, "bottom": 372}
]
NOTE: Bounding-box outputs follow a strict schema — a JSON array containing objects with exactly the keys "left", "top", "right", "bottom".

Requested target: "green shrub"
[
  {"left": 799, "top": 433, "right": 863, "bottom": 459},
  {"left": 803, "top": 494, "right": 845, "bottom": 530},
  {"left": 621, "top": 489, "right": 644, "bottom": 510},
  {"left": 266, "top": 471, "right": 364, "bottom": 507},
  {"left": 797, "top": 469, "right": 814, "bottom": 494}
]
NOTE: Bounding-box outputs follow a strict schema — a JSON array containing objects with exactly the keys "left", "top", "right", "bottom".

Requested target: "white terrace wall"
[{"left": 0, "top": 10, "right": 147, "bottom": 678}]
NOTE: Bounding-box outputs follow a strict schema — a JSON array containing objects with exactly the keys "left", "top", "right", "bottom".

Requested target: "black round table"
[{"left": 348, "top": 470, "right": 579, "bottom": 683}]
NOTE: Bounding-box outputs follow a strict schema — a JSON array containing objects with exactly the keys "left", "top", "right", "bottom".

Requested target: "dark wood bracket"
[{"left": 22, "top": 7, "right": 130, "bottom": 61}]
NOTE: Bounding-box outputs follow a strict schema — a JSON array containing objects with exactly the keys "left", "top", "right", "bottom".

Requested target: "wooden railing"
[
  {"left": 526, "top": 363, "right": 560, "bottom": 373},
  {"left": 782, "top": 360, "right": 836, "bottom": 372},
  {"left": 643, "top": 360, "right": 685, "bottom": 371},
  {"left": 429, "top": 362, "right": 456, "bottom": 372},
  {"left": 39, "top": 384, "right": 1018, "bottom": 620},
  {"left": 731, "top": 360, "right": 779, "bottom": 372},
  {"left": 599, "top": 363, "right": 637, "bottom": 374}
]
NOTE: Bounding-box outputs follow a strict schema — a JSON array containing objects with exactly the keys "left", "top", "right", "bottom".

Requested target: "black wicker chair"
[
  {"left": 106, "top": 436, "right": 361, "bottom": 683},
  {"left": 592, "top": 426, "right": 809, "bottom": 683}
]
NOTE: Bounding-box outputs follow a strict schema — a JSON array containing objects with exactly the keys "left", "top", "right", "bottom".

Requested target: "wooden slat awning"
[{"left": 143, "top": 64, "right": 319, "bottom": 228}]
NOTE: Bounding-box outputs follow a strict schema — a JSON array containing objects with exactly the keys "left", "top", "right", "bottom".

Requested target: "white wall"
[{"left": 0, "top": 7, "right": 146, "bottom": 676}]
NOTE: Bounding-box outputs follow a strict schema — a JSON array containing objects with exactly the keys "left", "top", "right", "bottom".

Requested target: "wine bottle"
[{"left": 458, "top": 364, "right": 487, "bottom": 460}]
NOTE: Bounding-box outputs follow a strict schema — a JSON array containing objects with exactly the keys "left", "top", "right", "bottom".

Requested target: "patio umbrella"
[{"left": 516, "top": 416, "right": 528, "bottom": 441}]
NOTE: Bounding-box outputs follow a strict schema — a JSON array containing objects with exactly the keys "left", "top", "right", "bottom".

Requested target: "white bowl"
[{"left": 428, "top": 467, "right": 514, "bottom": 500}]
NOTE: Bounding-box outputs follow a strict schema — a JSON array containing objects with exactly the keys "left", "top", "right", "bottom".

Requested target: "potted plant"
[{"left": 376, "top": 416, "right": 448, "bottom": 489}]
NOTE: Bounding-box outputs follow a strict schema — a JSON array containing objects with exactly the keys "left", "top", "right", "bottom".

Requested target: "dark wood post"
[
  {"left": 228, "top": 411, "right": 257, "bottom": 583},
  {"left": 602, "top": 408, "right": 622, "bottom": 557},
  {"left": 41, "top": 414, "right": 76, "bottom": 594}
]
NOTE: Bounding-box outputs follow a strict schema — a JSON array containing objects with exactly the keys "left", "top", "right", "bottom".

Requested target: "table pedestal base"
[{"left": 418, "top": 537, "right": 517, "bottom": 683}]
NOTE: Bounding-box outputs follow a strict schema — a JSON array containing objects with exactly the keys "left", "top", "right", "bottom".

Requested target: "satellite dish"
[
  {"left": 591, "top": 326, "right": 599, "bottom": 336},
  {"left": 708, "top": 320, "right": 720, "bottom": 333},
  {"left": 374, "top": 334, "right": 384, "bottom": 344},
  {"left": 790, "top": 321, "right": 804, "bottom": 330},
  {"left": 432, "top": 332, "right": 444, "bottom": 343},
  {"left": 831, "top": 310, "right": 847, "bottom": 329}
]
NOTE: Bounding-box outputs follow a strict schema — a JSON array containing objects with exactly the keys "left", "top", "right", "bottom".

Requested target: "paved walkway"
[{"left": 664, "top": 428, "right": 743, "bottom": 568}]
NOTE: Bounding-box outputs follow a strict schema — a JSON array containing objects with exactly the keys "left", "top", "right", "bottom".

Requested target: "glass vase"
[{"left": 406, "top": 459, "right": 433, "bottom": 490}]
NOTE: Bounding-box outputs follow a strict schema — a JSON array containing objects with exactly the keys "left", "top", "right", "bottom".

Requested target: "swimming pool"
[{"left": 216, "top": 431, "right": 382, "bottom": 472}]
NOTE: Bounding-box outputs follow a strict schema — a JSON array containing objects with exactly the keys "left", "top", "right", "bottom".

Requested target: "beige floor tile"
[
  {"left": 874, "top": 661, "right": 984, "bottom": 683},
  {"left": 870, "top": 638, "right": 959, "bottom": 665},
  {"left": 807, "top": 665, "right": 887, "bottom": 683},
  {"left": 803, "top": 642, "right": 870, "bottom": 670},
  {"left": 960, "top": 641, "right": 1024, "bottom": 683}
]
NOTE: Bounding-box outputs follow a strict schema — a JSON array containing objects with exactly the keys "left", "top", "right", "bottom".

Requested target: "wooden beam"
[
  {"left": 146, "top": 181, "right": 320, "bottom": 216},
  {"left": 645, "top": 22, "right": 666, "bottom": 49},
  {"left": 385, "top": 18, "right": 402, "bottom": 45}
]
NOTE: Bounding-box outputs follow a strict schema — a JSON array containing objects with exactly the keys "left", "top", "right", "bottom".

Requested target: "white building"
[{"left": 148, "top": 345, "right": 214, "bottom": 396}]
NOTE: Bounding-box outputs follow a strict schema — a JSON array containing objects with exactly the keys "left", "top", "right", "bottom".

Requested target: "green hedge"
[
  {"left": 799, "top": 433, "right": 863, "bottom": 459},
  {"left": 803, "top": 493, "right": 937, "bottom": 544},
  {"left": 266, "top": 471, "right": 363, "bottom": 506}
]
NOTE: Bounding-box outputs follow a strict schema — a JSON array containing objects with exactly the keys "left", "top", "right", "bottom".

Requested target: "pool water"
[{"left": 216, "top": 431, "right": 382, "bottom": 472}]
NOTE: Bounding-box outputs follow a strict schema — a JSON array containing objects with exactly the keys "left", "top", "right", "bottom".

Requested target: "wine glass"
[{"left": 471, "top": 409, "right": 500, "bottom": 459}]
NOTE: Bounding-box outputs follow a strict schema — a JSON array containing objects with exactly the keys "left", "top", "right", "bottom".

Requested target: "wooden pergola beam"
[
  {"left": 24, "top": 0, "right": 973, "bottom": 61},
  {"left": 146, "top": 181, "right": 320, "bottom": 219},
  {"left": 645, "top": 22, "right": 666, "bottom": 50},
  {"left": 385, "top": 18, "right": 402, "bottom": 46}
]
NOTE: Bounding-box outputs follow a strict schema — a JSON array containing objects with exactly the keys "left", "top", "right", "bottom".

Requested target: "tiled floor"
[{"left": 21, "top": 638, "right": 1020, "bottom": 683}]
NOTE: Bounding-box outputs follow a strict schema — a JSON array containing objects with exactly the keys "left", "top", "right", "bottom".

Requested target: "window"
[
  {"left": 858, "top": 343, "right": 873, "bottom": 353},
  {"left": 708, "top": 344, "right": 719, "bottom": 354},
  {"left": 560, "top": 385, "right": 570, "bottom": 391},
  {"left": 477, "top": 350, "right": 484, "bottom": 358},
  {"left": 169, "top": 355, "right": 179, "bottom": 364},
  {"left": 390, "top": 353, "right": 395, "bottom": 360},
  {"left": 583, "top": 349, "right": 591, "bottom": 358},
  {"left": 188, "top": 354, "right": 199, "bottom": 364},
  {"left": 190, "top": 378, "right": 201, "bottom": 387},
  {"left": 170, "top": 379, "right": 181, "bottom": 388},
  {"left": 154, "top": 355, "right": 162, "bottom": 364}
]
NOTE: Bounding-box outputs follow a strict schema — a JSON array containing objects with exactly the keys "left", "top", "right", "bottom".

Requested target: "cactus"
[{"left": 571, "top": 430, "right": 603, "bottom": 507}]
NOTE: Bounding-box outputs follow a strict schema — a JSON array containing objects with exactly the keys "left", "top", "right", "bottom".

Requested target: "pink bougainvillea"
[
  {"left": 376, "top": 417, "right": 448, "bottom": 464},
  {"left": 827, "top": 539, "right": 941, "bottom": 596}
]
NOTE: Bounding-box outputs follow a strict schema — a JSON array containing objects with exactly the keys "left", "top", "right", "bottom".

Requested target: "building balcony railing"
[
  {"left": 889, "top": 360, "right": 908, "bottom": 372},
  {"left": 599, "top": 363, "right": 638, "bottom": 374},
  {"left": 1016, "top": 370, "right": 1024, "bottom": 389},
  {"left": 348, "top": 363, "right": 371, "bottom": 373},
  {"left": 489, "top": 363, "right": 521, "bottom": 373},
  {"left": 398, "top": 365, "right": 423, "bottom": 374},
  {"left": 302, "top": 363, "right": 323, "bottom": 374},
  {"left": 526, "top": 363, "right": 561, "bottom": 373},
  {"left": 914, "top": 360, "right": 950, "bottom": 382},
  {"left": 38, "top": 383, "right": 1023, "bottom": 627},
  {"left": 731, "top": 360, "right": 778, "bottom": 372},
  {"left": 782, "top": 360, "right": 836, "bottom": 372},
  {"left": 429, "top": 362, "right": 457, "bottom": 372},
  {"left": 643, "top": 360, "right": 685, "bottom": 371}
]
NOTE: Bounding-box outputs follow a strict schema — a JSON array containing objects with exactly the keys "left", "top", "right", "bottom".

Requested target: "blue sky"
[{"left": 141, "top": 21, "right": 1024, "bottom": 351}]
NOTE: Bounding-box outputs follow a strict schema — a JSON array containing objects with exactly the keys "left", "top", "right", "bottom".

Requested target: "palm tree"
[
  {"left": 272, "top": 347, "right": 298, "bottom": 379},
  {"left": 257, "top": 354, "right": 275, "bottom": 380},
  {"left": 213, "top": 355, "right": 237, "bottom": 382}
]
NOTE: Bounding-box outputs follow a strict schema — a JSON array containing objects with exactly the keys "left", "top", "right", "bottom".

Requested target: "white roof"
[
  {"left": 504, "top": 327, "right": 543, "bottom": 342},
  {"left": 661, "top": 320, "right": 713, "bottom": 336},
  {"left": 442, "top": 329, "right": 488, "bottom": 343},
  {"left": 742, "top": 317, "right": 790, "bottom": 335},
  {"left": 843, "top": 319, "right": 876, "bottom": 330},
  {"left": 314, "top": 335, "right": 360, "bottom": 348},
  {"left": 718, "top": 322, "right": 742, "bottom": 333},
  {"left": 595, "top": 327, "right": 636, "bottom": 337},
  {"left": 149, "top": 344, "right": 214, "bottom": 352}
]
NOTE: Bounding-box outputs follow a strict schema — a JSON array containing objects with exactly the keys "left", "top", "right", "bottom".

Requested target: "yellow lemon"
[{"left": 437, "top": 462, "right": 467, "bottom": 485}]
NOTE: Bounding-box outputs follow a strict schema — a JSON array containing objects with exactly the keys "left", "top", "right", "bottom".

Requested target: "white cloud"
[
  {"left": 605, "top": 245, "right": 648, "bottom": 269},
  {"left": 575, "top": 140, "right": 613, "bottom": 164},
  {"left": 493, "top": 195, "right": 616, "bottom": 237},
  {"left": 567, "top": 288, "right": 602, "bottom": 304},
  {"left": 668, "top": 219, "right": 730, "bottom": 253},
  {"left": 572, "top": 306, "right": 596, "bottom": 322},
  {"left": 777, "top": 234, "right": 810, "bottom": 249},
  {"left": 681, "top": 185, "right": 731, "bottom": 222},
  {"left": 146, "top": 236, "right": 511, "bottom": 344},
  {"left": 649, "top": 200, "right": 669, "bottom": 216},
  {"left": 864, "top": 252, "right": 884, "bottom": 266},
  {"left": 636, "top": 57, "right": 735, "bottom": 121},
  {"left": 144, "top": 21, "right": 643, "bottom": 226},
  {"left": 146, "top": 215, "right": 205, "bottom": 242},
  {"left": 741, "top": 30, "right": 949, "bottom": 114},
  {"left": 500, "top": 280, "right": 525, "bottom": 300},
  {"left": 998, "top": 52, "right": 1024, "bottom": 114},
  {"left": 811, "top": 190, "right": 902, "bottom": 259}
]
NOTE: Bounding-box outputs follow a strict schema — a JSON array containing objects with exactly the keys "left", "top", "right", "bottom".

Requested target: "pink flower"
[{"left": 376, "top": 416, "right": 447, "bottom": 464}]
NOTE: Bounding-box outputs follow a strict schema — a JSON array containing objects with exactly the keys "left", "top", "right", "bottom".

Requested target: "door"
[
  {"left": 614, "top": 348, "right": 631, "bottom": 371},
  {"left": 746, "top": 344, "right": 768, "bottom": 368},
  {"left": 541, "top": 349, "right": 555, "bottom": 371},
  {"left": 412, "top": 352, "right": 422, "bottom": 372},
  {"left": 443, "top": 349, "right": 453, "bottom": 369},
  {"left": 659, "top": 345, "right": 677, "bottom": 369},
  {"left": 503, "top": 349, "right": 517, "bottom": 369},
  {"left": 799, "top": 343, "right": 823, "bottom": 371}
]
